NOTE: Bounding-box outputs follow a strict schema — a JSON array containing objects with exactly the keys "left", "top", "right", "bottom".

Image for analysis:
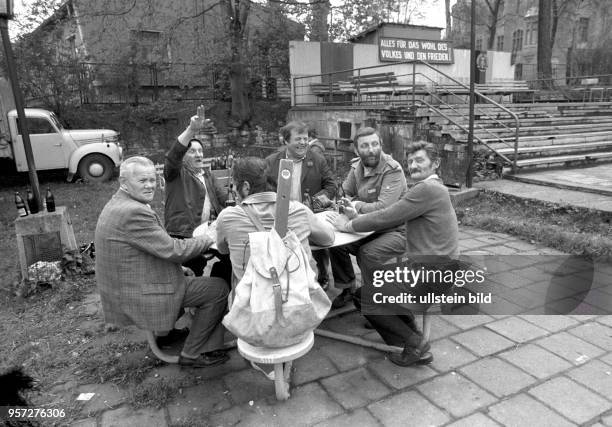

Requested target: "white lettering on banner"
[{"left": 379, "top": 37, "right": 454, "bottom": 64}]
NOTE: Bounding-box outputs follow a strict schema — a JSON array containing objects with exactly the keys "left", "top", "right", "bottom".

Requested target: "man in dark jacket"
[
  {"left": 164, "top": 112, "right": 228, "bottom": 277},
  {"left": 265, "top": 121, "right": 337, "bottom": 288}
]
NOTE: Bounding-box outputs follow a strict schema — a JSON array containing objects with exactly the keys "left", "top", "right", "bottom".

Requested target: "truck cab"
[{"left": 4, "top": 108, "right": 123, "bottom": 182}]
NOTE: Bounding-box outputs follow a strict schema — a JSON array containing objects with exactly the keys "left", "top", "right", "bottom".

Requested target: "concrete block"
[
  {"left": 451, "top": 327, "right": 515, "bottom": 357},
  {"left": 320, "top": 368, "right": 391, "bottom": 409},
  {"left": 460, "top": 357, "right": 537, "bottom": 397},
  {"left": 417, "top": 372, "right": 497, "bottom": 418},
  {"left": 566, "top": 359, "right": 612, "bottom": 398},
  {"left": 499, "top": 344, "right": 572, "bottom": 379},
  {"left": 488, "top": 393, "right": 575, "bottom": 427},
  {"left": 536, "top": 331, "right": 605, "bottom": 364},
  {"left": 528, "top": 377, "right": 610, "bottom": 424},
  {"left": 14, "top": 206, "right": 77, "bottom": 279},
  {"left": 568, "top": 322, "right": 612, "bottom": 350},
  {"left": 429, "top": 338, "right": 478, "bottom": 373},
  {"left": 368, "top": 390, "right": 450, "bottom": 427},
  {"left": 485, "top": 317, "right": 549, "bottom": 343}
]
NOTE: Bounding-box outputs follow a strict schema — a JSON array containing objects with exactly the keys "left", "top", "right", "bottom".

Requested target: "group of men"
[{"left": 95, "top": 117, "right": 459, "bottom": 369}]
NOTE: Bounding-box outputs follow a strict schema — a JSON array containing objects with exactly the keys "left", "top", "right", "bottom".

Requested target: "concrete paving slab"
[
  {"left": 319, "top": 367, "right": 392, "bottom": 410},
  {"left": 567, "top": 322, "right": 612, "bottom": 350},
  {"left": 367, "top": 358, "right": 437, "bottom": 390},
  {"left": 317, "top": 339, "right": 382, "bottom": 372},
  {"left": 445, "top": 412, "right": 500, "bottom": 427},
  {"left": 536, "top": 331, "right": 606, "bottom": 364},
  {"left": 487, "top": 394, "right": 576, "bottom": 427},
  {"left": 459, "top": 357, "right": 537, "bottom": 397},
  {"left": 451, "top": 328, "right": 515, "bottom": 357},
  {"left": 368, "top": 390, "right": 451, "bottom": 427},
  {"left": 528, "top": 377, "right": 611, "bottom": 424},
  {"left": 507, "top": 164, "right": 612, "bottom": 196},
  {"left": 313, "top": 408, "right": 381, "bottom": 427},
  {"left": 566, "top": 359, "right": 612, "bottom": 398},
  {"left": 441, "top": 314, "right": 495, "bottom": 330},
  {"left": 499, "top": 344, "right": 572, "bottom": 379},
  {"left": 484, "top": 317, "right": 549, "bottom": 342},
  {"left": 416, "top": 372, "right": 497, "bottom": 418},
  {"left": 291, "top": 347, "right": 339, "bottom": 386},
  {"left": 429, "top": 338, "right": 479, "bottom": 373},
  {"left": 475, "top": 179, "right": 612, "bottom": 213}
]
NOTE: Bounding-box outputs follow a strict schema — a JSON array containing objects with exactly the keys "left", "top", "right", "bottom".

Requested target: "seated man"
[
  {"left": 330, "top": 127, "right": 408, "bottom": 308},
  {"left": 95, "top": 156, "right": 230, "bottom": 368},
  {"left": 265, "top": 121, "right": 336, "bottom": 288},
  {"left": 216, "top": 157, "right": 334, "bottom": 287},
  {"left": 332, "top": 141, "right": 459, "bottom": 367}
]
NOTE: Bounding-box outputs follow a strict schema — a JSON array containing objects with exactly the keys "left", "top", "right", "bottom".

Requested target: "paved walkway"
[
  {"left": 475, "top": 164, "right": 612, "bottom": 214},
  {"left": 65, "top": 226, "right": 612, "bottom": 427}
]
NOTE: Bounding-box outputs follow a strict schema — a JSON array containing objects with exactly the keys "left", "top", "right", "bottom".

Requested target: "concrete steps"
[{"left": 432, "top": 101, "right": 612, "bottom": 171}]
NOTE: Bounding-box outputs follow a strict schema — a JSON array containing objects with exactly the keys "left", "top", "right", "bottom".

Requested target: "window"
[
  {"left": 130, "top": 30, "right": 163, "bottom": 63},
  {"left": 514, "top": 63, "right": 523, "bottom": 80},
  {"left": 525, "top": 20, "right": 537, "bottom": 45},
  {"left": 16, "top": 118, "right": 57, "bottom": 135},
  {"left": 476, "top": 38, "right": 483, "bottom": 51},
  {"left": 578, "top": 18, "right": 589, "bottom": 43},
  {"left": 512, "top": 29, "right": 523, "bottom": 52},
  {"left": 496, "top": 35, "right": 504, "bottom": 51},
  {"left": 516, "top": 0, "right": 521, "bottom": 14}
]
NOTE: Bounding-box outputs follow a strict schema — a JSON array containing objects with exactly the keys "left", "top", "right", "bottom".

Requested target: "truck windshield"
[{"left": 49, "top": 113, "right": 64, "bottom": 130}]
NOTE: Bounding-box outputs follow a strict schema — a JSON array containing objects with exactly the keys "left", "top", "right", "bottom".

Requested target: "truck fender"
[{"left": 67, "top": 144, "right": 120, "bottom": 181}]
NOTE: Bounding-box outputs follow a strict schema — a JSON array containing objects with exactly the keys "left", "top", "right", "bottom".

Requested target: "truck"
[{"left": 0, "top": 107, "right": 123, "bottom": 182}]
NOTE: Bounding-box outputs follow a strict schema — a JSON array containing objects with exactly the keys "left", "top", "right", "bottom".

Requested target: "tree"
[
  {"left": 451, "top": 0, "right": 503, "bottom": 49},
  {"left": 445, "top": 0, "right": 451, "bottom": 38},
  {"left": 537, "top": 0, "right": 553, "bottom": 83}
]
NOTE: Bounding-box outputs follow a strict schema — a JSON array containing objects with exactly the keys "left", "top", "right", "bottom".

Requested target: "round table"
[{"left": 310, "top": 211, "right": 373, "bottom": 250}]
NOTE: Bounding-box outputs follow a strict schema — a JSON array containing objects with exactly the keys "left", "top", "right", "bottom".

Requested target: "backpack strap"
[
  {"left": 240, "top": 203, "right": 289, "bottom": 324},
  {"left": 240, "top": 204, "right": 267, "bottom": 231}
]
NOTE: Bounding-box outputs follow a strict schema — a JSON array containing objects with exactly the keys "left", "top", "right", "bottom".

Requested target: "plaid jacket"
[{"left": 94, "top": 190, "right": 207, "bottom": 330}]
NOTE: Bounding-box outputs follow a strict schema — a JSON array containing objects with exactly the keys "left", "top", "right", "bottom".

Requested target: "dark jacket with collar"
[
  {"left": 265, "top": 148, "right": 336, "bottom": 199},
  {"left": 164, "top": 140, "right": 225, "bottom": 237}
]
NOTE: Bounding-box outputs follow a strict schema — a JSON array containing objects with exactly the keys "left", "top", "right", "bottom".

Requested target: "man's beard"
[{"left": 361, "top": 151, "right": 381, "bottom": 167}]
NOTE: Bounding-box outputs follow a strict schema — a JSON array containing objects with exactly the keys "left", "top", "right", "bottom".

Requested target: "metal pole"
[
  {"left": 466, "top": 0, "right": 476, "bottom": 188},
  {"left": 0, "top": 18, "right": 42, "bottom": 210}
]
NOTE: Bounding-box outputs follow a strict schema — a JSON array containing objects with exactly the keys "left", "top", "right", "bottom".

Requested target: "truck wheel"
[{"left": 78, "top": 154, "right": 114, "bottom": 182}]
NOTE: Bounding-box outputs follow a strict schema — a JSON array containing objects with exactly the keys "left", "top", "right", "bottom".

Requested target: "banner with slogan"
[{"left": 379, "top": 37, "right": 454, "bottom": 64}]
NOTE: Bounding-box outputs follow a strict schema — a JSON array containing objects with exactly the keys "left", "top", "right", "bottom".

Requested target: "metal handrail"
[{"left": 413, "top": 60, "right": 521, "bottom": 172}]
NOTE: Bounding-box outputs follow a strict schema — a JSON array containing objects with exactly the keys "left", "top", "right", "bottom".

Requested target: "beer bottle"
[
  {"left": 303, "top": 188, "right": 313, "bottom": 210},
  {"left": 225, "top": 183, "right": 236, "bottom": 207},
  {"left": 45, "top": 186, "right": 56, "bottom": 212},
  {"left": 26, "top": 189, "right": 39, "bottom": 214},
  {"left": 15, "top": 191, "right": 28, "bottom": 217}
]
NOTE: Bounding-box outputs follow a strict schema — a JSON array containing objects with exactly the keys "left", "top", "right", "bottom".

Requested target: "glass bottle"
[
  {"left": 26, "top": 189, "right": 39, "bottom": 214},
  {"left": 15, "top": 191, "right": 28, "bottom": 217},
  {"left": 45, "top": 186, "right": 56, "bottom": 212},
  {"left": 225, "top": 183, "right": 236, "bottom": 207}
]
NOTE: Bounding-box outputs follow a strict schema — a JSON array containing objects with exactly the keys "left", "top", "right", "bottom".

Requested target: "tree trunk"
[
  {"left": 310, "top": 0, "right": 330, "bottom": 42},
  {"left": 445, "top": 0, "right": 451, "bottom": 39},
  {"left": 226, "top": 0, "right": 252, "bottom": 128},
  {"left": 537, "top": 0, "right": 553, "bottom": 87},
  {"left": 486, "top": 0, "right": 502, "bottom": 50},
  {"left": 551, "top": 0, "right": 558, "bottom": 50}
]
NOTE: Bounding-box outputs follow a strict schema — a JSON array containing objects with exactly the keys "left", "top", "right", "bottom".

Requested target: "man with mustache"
[
  {"left": 329, "top": 127, "right": 408, "bottom": 309},
  {"left": 332, "top": 141, "right": 459, "bottom": 367}
]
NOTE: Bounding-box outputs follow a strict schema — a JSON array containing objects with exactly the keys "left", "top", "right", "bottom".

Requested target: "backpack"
[{"left": 222, "top": 204, "right": 331, "bottom": 348}]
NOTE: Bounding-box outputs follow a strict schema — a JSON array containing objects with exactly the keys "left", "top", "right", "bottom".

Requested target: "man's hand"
[
  {"left": 182, "top": 266, "right": 195, "bottom": 276},
  {"left": 187, "top": 105, "right": 212, "bottom": 133},
  {"left": 312, "top": 194, "right": 332, "bottom": 210},
  {"left": 194, "top": 234, "right": 214, "bottom": 252},
  {"left": 342, "top": 205, "right": 358, "bottom": 220},
  {"left": 326, "top": 211, "right": 353, "bottom": 232}
]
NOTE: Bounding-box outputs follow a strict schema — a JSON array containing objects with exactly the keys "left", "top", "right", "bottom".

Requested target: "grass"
[
  {"left": 456, "top": 190, "right": 612, "bottom": 260},
  {"left": 0, "top": 173, "right": 167, "bottom": 422}
]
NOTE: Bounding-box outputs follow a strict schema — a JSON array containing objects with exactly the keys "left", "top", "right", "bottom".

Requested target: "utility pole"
[
  {"left": 466, "top": 0, "right": 476, "bottom": 188},
  {"left": 0, "top": 1, "right": 42, "bottom": 210}
]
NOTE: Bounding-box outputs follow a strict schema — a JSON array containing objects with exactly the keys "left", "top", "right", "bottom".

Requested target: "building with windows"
[
  {"left": 451, "top": 0, "right": 612, "bottom": 81},
  {"left": 15, "top": 0, "right": 304, "bottom": 104}
]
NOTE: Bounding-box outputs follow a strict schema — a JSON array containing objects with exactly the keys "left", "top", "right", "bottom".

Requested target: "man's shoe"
[
  {"left": 387, "top": 346, "right": 433, "bottom": 367},
  {"left": 331, "top": 289, "right": 353, "bottom": 309},
  {"left": 156, "top": 328, "right": 189, "bottom": 348},
  {"left": 178, "top": 351, "right": 229, "bottom": 368}
]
